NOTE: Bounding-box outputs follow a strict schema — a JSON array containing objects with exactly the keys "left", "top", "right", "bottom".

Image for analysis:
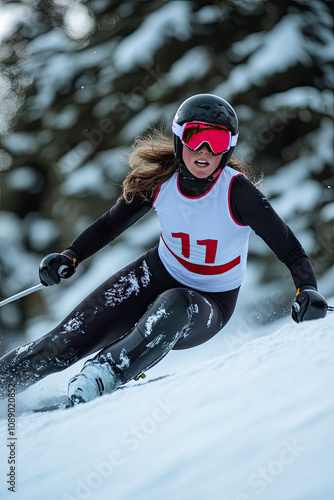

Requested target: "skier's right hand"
[{"left": 39, "top": 250, "right": 78, "bottom": 286}]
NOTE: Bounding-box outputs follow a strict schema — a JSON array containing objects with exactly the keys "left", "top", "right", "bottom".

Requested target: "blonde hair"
[{"left": 121, "top": 128, "right": 256, "bottom": 203}]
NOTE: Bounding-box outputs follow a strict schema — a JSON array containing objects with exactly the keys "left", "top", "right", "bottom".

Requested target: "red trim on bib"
[
  {"left": 228, "top": 174, "right": 248, "bottom": 226},
  {"left": 161, "top": 234, "right": 240, "bottom": 275},
  {"left": 152, "top": 185, "right": 161, "bottom": 206}
]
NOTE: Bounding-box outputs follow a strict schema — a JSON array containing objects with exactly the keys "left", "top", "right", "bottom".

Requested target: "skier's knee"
[
  {"left": 157, "top": 287, "right": 194, "bottom": 314},
  {"left": 136, "top": 288, "right": 193, "bottom": 342}
]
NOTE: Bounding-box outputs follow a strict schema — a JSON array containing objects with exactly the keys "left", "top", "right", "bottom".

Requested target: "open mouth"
[{"left": 195, "top": 160, "right": 210, "bottom": 167}]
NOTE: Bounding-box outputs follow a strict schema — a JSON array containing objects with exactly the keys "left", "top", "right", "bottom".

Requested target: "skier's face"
[{"left": 182, "top": 145, "right": 222, "bottom": 179}]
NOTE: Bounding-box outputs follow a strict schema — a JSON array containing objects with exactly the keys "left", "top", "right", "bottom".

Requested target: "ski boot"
[{"left": 67, "top": 360, "right": 120, "bottom": 404}]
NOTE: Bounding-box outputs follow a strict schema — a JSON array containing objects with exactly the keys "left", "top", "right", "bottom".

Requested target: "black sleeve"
[
  {"left": 65, "top": 196, "right": 153, "bottom": 263},
  {"left": 230, "top": 175, "right": 317, "bottom": 290}
]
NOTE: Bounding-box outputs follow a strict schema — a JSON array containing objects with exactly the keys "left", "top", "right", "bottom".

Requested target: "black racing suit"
[{"left": 0, "top": 173, "right": 317, "bottom": 396}]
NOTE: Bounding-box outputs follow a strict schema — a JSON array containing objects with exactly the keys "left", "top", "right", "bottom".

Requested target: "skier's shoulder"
[{"left": 227, "top": 167, "right": 267, "bottom": 204}]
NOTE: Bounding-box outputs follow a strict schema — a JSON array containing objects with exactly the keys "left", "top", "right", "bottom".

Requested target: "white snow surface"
[{"left": 1, "top": 312, "right": 333, "bottom": 500}]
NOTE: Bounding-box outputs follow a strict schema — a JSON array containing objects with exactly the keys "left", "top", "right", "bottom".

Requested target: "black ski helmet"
[{"left": 172, "top": 93, "right": 239, "bottom": 180}]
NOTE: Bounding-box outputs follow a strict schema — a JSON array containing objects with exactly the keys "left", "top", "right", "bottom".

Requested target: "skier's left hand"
[{"left": 291, "top": 286, "right": 327, "bottom": 323}]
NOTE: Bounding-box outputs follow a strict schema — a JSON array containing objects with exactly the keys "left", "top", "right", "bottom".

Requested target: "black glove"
[
  {"left": 39, "top": 250, "right": 78, "bottom": 286},
  {"left": 291, "top": 286, "right": 327, "bottom": 323}
]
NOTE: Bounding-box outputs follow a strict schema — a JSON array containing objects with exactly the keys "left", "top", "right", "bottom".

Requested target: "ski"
[
  {"left": 32, "top": 397, "right": 74, "bottom": 413},
  {"left": 31, "top": 374, "right": 173, "bottom": 413},
  {"left": 118, "top": 374, "right": 172, "bottom": 390}
]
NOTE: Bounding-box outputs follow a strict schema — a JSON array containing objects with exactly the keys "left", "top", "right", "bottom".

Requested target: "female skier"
[{"left": 0, "top": 94, "right": 328, "bottom": 404}]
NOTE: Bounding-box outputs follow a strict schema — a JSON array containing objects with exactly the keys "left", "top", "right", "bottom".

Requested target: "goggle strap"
[
  {"left": 230, "top": 132, "right": 238, "bottom": 146},
  {"left": 172, "top": 120, "right": 184, "bottom": 137},
  {"left": 172, "top": 120, "right": 238, "bottom": 149}
]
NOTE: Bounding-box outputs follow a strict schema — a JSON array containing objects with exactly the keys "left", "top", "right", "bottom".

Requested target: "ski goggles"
[{"left": 172, "top": 120, "right": 238, "bottom": 155}]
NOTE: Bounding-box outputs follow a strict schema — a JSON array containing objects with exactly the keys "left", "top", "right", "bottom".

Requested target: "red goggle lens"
[{"left": 182, "top": 122, "right": 231, "bottom": 155}]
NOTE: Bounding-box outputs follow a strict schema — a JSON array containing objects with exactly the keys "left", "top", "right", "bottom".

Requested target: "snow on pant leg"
[
  {"left": 172, "top": 287, "right": 240, "bottom": 349},
  {"left": 0, "top": 248, "right": 179, "bottom": 397},
  {"left": 0, "top": 333, "right": 80, "bottom": 398},
  {"left": 87, "top": 287, "right": 225, "bottom": 386}
]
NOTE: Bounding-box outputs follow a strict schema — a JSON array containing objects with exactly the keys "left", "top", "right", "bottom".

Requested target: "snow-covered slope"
[{"left": 0, "top": 313, "right": 333, "bottom": 500}]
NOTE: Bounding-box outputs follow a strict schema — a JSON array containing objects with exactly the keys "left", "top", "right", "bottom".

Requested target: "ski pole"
[
  {"left": 328, "top": 305, "right": 334, "bottom": 312},
  {"left": 0, "top": 265, "right": 68, "bottom": 308},
  {"left": 0, "top": 283, "right": 45, "bottom": 308}
]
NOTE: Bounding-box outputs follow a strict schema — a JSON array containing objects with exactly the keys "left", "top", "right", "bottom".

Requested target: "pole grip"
[{"left": 58, "top": 265, "right": 69, "bottom": 277}]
